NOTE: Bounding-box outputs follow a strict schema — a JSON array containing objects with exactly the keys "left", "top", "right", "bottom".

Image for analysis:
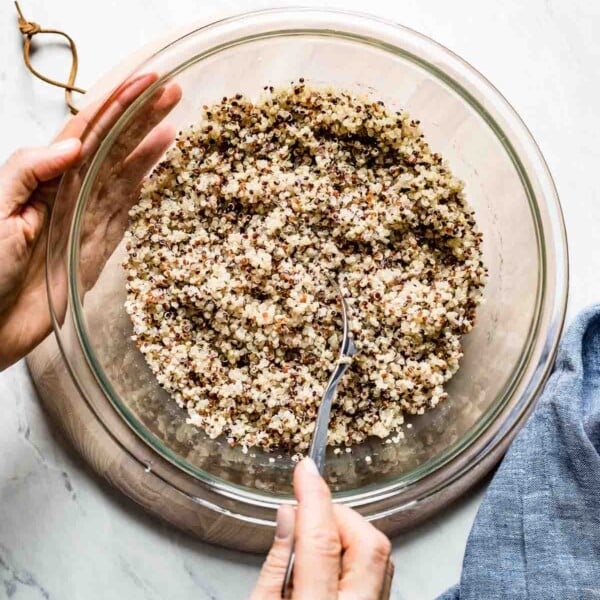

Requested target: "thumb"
[
  {"left": 249, "top": 505, "right": 296, "bottom": 600},
  {"left": 0, "top": 139, "right": 81, "bottom": 217}
]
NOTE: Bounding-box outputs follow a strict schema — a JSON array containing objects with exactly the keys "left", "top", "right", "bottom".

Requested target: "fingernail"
[
  {"left": 275, "top": 505, "right": 293, "bottom": 540},
  {"left": 300, "top": 457, "right": 320, "bottom": 477},
  {"left": 50, "top": 138, "right": 80, "bottom": 153}
]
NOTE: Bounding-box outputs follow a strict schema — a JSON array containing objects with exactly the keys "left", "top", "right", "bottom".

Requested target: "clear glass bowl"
[{"left": 47, "top": 9, "right": 567, "bottom": 520}]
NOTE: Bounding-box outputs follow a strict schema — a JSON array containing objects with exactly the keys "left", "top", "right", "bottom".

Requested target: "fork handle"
[
  {"left": 281, "top": 363, "right": 350, "bottom": 598},
  {"left": 309, "top": 361, "right": 351, "bottom": 471}
]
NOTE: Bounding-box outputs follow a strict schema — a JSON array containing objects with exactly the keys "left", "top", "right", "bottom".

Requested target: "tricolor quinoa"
[{"left": 123, "top": 83, "right": 486, "bottom": 455}]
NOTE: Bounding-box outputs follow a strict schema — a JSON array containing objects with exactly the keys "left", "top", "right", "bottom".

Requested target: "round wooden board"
[
  {"left": 27, "top": 333, "right": 276, "bottom": 552},
  {"left": 28, "top": 329, "right": 524, "bottom": 553},
  {"left": 25, "top": 15, "right": 539, "bottom": 553}
]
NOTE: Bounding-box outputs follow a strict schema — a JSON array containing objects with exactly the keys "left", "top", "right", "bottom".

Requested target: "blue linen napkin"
[{"left": 439, "top": 305, "right": 600, "bottom": 599}]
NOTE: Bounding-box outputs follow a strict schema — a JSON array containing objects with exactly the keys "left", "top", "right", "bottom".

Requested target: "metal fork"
[{"left": 281, "top": 290, "right": 357, "bottom": 598}]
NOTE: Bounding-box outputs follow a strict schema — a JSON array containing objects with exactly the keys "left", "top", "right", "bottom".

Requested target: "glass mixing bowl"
[{"left": 47, "top": 9, "right": 567, "bottom": 522}]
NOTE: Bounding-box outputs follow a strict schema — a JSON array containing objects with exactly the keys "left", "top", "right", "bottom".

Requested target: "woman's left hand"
[
  {"left": 0, "top": 137, "right": 81, "bottom": 369},
  {"left": 0, "top": 74, "right": 181, "bottom": 371}
]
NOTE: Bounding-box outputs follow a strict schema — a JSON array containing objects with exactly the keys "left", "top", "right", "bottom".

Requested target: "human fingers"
[
  {"left": 249, "top": 505, "right": 296, "bottom": 600},
  {"left": 77, "top": 121, "right": 176, "bottom": 292},
  {"left": 42, "top": 74, "right": 163, "bottom": 260},
  {"left": 118, "top": 121, "right": 176, "bottom": 192},
  {"left": 53, "top": 98, "right": 103, "bottom": 143},
  {"left": 0, "top": 139, "right": 81, "bottom": 219},
  {"left": 80, "top": 73, "right": 166, "bottom": 163},
  {"left": 98, "top": 81, "right": 182, "bottom": 175},
  {"left": 334, "top": 504, "right": 392, "bottom": 600},
  {"left": 293, "top": 458, "right": 341, "bottom": 600},
  {"left": 79, "top": 82, "right": 181, "bottom": 254},
  {"left": 53, "top": 72, "right": 160, "bottom": 147}
]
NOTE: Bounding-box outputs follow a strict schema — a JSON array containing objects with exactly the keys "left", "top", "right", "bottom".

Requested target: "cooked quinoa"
[{"left": 123, "top": 83, "right": 486, "bottom": 455}]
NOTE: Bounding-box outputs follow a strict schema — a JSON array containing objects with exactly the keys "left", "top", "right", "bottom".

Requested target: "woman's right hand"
[{"left": 250, "top": 458, "right": 394, "bottom": 600}]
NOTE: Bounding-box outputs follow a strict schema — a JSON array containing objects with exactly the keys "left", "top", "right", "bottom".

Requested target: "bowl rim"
[{"left": 51, "top": 7, "right": 569, "bottom": 510}]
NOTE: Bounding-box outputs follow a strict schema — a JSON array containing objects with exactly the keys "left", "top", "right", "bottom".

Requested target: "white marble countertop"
[{"left": 1, "top": 0, "right": 598, "bottom": 598}]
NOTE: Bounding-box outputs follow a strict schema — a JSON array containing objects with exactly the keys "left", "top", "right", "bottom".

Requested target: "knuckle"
[
  {"left": 9, "top": 147, "right": 32, "bottom": 164},
  {"left": 370, "top": 532, "right": 392, "bottom": 564},
  {"left": 263, "top": 544, "right": 289, "bottom": 573},
  {"left": 307, "top": 528, "right": 341, "bottom": 558}
]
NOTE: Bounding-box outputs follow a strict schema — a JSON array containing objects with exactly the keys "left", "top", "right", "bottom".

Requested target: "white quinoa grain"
[{"left": 124, "top": 83, "right": 486, "bottom": 455}]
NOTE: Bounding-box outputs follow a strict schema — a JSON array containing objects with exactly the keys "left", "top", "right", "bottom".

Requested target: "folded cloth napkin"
[{"left": 439, "top": 306, "right": 600, "bottom": 600}]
